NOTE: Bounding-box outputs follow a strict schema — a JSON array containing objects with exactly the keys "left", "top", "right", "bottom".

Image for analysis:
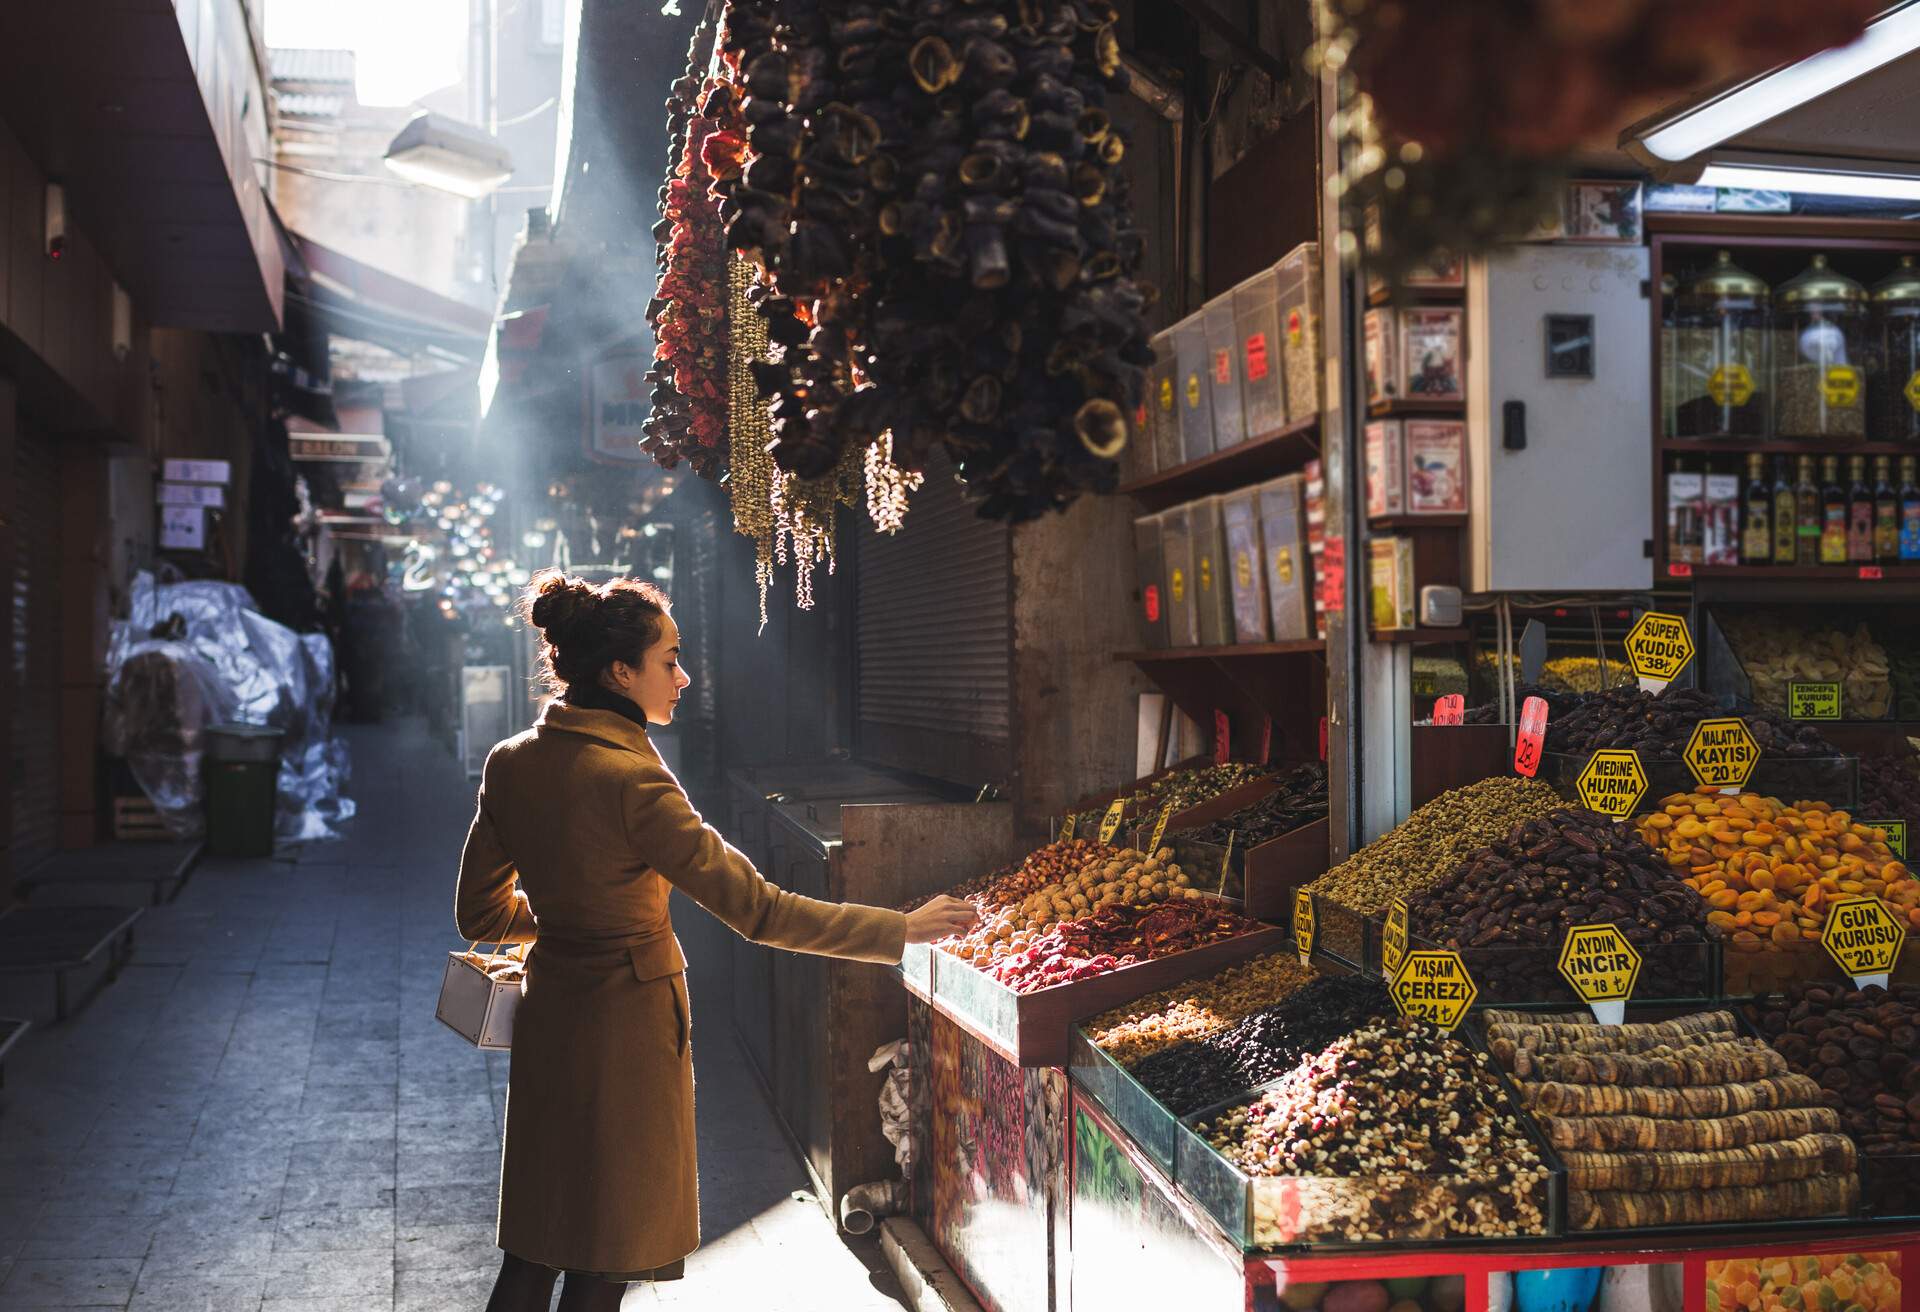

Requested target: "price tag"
[
  {"left": 1824, "top": 364, "right": 1862, "bottom": 408},
  {"left": 1868, "top": 820, "right": 1909, "bottom": 859},
  {"left": 1389, "top": 950, "right": 1477, "bottom": 1031},
  {"left": 1513, "top": 695, "right": 1548, "bottom": 778},
  {"left": 1787, "top": 681, "right": 1842, "bottom": 721},
  {"left": 1293, "top": 889, "right": 1316, "bottom": 966},
  {"left": 1212, "top": 347, "right": 1233, "bottom": 385},
  {"left": 1143, "top": 584, "right": 1161, "bottom": 623},
  {"left": 1098, "top": 799, "right": 1125, "bottom": 845},
  {"left": 1574, "top": 749, "right": 1647, "bottom": 818},
  {"left": 1707, "top": 363, "right": 1754, "bottom": 407},
  {"left": 1148, "top": 803, "right": 1172, "bottom": 855},
  {"left": 1213, "top": 710, "right": 1231, "bottom": 765},
  {"left": 1060, "top": 813, "right": 1078, "bottom": 842},
  {"left": 1821, "top": 895, "right": 1905, "bottom": 989},
  {"left": 1245, "top": 332, "right": 1270, "bottom": 382},
  {"left": 1624, "top": 611, "right": 1694, "bottom": 690},
  {"left": 1556, "top": 924, "right": 1642, "bottom": 1025},
  {"left": 1683, "top": 717, "right": 1759, "bottom": 790},
  {"left": 1259, "top": 715, "right": 1273, "bottom": 766},
  {"left": 1433, "top": 694, "right": 1465, "bottom": 726},
  {"left": 1861, "top": 565, "right": 1886, "bottom": 581},
  {"left": 1381, "top": 898, "right": 1409, "bottom": 979},
  {"left": 1666, "top": 562, "right": 1693, "bottom": 578}
]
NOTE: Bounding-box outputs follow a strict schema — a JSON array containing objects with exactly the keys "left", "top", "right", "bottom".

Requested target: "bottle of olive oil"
[
  {"left": 1875, "top": 455, "right": 1899, "bottom": 562},
  {"left": 1795, "top": 455, "right": 1821, "bottom": 565},
  {"left": 1772, "top": 455, "right": 1797, "bottom": 564},
  {"left": 1902, "top": 455, "right": 1920, "bottom": 561},
  {"left": 1741, "top": 452, "right": 1771, "bottom": 564},
  {"left": 1848, "top": 455, "right": 1874, "bottom": 563},
  {"left": 1820, "top": 455, "right": 1848, "bottom": 564}
]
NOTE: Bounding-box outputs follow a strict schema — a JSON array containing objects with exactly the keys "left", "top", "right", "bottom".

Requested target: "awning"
[
  {"left": 1622, "top": 4, "right": 1920, "bottom": 198},
  {"left": 288, "top": 232, "right": 493, "bottom": 362}
]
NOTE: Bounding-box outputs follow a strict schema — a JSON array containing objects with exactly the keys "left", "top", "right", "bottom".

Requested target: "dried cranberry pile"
[{"left": 986, "top": 900, "right": 1259, "bottom": 993}]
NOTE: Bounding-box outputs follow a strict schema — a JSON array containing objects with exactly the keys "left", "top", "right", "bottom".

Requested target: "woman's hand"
[{"left": 905, "top": 894, "right": 979, "bottom": 944}]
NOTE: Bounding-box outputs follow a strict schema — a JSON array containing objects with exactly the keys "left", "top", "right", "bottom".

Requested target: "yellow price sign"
[
  {"left": 1683, "top": 717, "right": 1760, "bottom": 790},
  {"left": 1185, "top": 373, "right": 1202, "bottom": 408},
  {"left": 1293, "top": 889, "right": 1316, "bottom": 966},
  {"left": 1148, "top": 803, "right": 1172, "bottom": 855},
  {"left": 1389, "top": 950, "right": 1477, "bottom": 1031},
  {"left": 1905, "top": 370, "right": 1920, "bottom": 414},
  {"left": 1158, "top": 377, "right": 1175, "bottom": 412},
  {"left": 1098, "top": 799, "right": 1125, "bottom": 845},
  {"left": 1574, "top": 749, "right": 1648, "bottom": 819},
  {"left": 1556, "top": 924, "right": 1642, "bottom": 1019},
  {"left": 1787, "top": 682, "right": 1842, "bottom": 721},
  {"left": 1707, "top": 363, "right": 1754, "bottom": 407},
  {"left": 1059, "top": 812, "right": 1078, "bottom": 842},
  {"left": 1825, "top": 364, "right": 1863, "bottom": 408},
  {"left": 1381, "top": 898, "right": 1409, "bottom": 979},
  {"left": 1822, "top": 895, "right": 1906, "bottom": 984},
  {"left": 1623, "top": 611, "right": 1694, "bottom": 687}
]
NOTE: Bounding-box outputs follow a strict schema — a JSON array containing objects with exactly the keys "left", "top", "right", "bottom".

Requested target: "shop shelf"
[
  {"left": 1172, "top": 1068, "right": 1562, "bottom": 1250},
  {"left": 1068, "top": 1026, "right": 1185, "bottom": 1175},
  {"left": 1368, "top": 924, "right": 1721, "bottom": 1009},
  {"left": 1371, "top": 627, "right": 1472, "bottom": 645},
  {"left": 1114, "top": 640, "right": 1326, "bottom": 663},
  {"left": 1368, "top": 398, "right": 1465, "bottom": 419},
  {"left": 1658, "top": 439, "right": 1920, "bottom": 456},
  {"left": 1536, "top": 750, "right": 1859, "bottom": 809},
  {"left": 1117, "top": 415, "right": 1321, "bottom": 512},
  {"left": 925, "top": 924, "right": 1290, "bottom": 1067},
  {"left": 1367, "top": 514, "right": 1469, "bottom": 530}
]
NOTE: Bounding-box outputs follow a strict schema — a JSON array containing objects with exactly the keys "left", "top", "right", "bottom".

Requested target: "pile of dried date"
[
  {"left": 1407, "top": 807, "right": 1715, "bottom": 1001},
  {"left": 1750, "top": 982, "right": 1920, "bottom": 1214},
  {"left": 987, "top": 900, "right": 1259, "bottom": 992},
  {"left": 1545, "top": 687, "right": 1835, "bottom": 761}
]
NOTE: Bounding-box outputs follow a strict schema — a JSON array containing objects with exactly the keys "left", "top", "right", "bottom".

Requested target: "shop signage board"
[
  {"left": 1683, "top": 718, "right": 1760, "bottom": 790},
  {"left": 1574, "top": 749, "right": 1648, "bottom": 818},
  {"left": 1787, "top": 682, "right": 1842, "bottom": 720},
  {"left": 1821, "top": 895, "right": 1905, "bottom": 988},
  {"left": 1381, "top": 898, "right": 1409, "bottom": 978},
  {"left": 585, "top": 353, "right": 652, "bottom": 466},
  {"left": 1623, "top": 611, "right": 1694, "bottom": 690},
  {"left": 1293, "top": 890, "right": 1315, "bottom": 966},
  {"left": 156, "top": 482, "right": 224, "bottom": 508},
  {"left": 159, "top": 504, "right": 205, "bottom": 550},
  {"left": 1098, "top": 800, "right": 1125, "bottom": 845},
  {"left": 162, "top": 458, "right": 230, "bottom": 484},
  {"left": 1556, "top": 923, "right": 1641, "bottom": 1025},
  {"left": 1389, "top": 949, "right": 1476, "bottom": 1030}
]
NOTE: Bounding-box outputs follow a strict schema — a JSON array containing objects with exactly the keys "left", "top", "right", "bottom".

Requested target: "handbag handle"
[{"left": 466, "top": 940, "right": 529, "bottom": 959}]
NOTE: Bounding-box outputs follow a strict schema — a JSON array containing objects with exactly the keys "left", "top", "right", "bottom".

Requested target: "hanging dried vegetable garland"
[
  {"left": 644, "top": 21, "right": 719, "bottom": 472},
  {"left": 716, "top": 0, "right": 1152, "bottom": 524}
]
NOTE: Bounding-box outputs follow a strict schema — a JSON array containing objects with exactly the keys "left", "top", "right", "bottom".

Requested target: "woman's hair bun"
[{"left": 527, "top": 570, "right": 601, "bottom": 643}]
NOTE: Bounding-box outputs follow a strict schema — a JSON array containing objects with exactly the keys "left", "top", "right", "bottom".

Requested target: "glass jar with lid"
[
  {"left": 1775, "top": 253, "right": 1868, "bottom": 439},
  {"left": 1872, "top": 255, "right": 1920, "bottom": 443},
  {"left": 1673, "top": 250, "right": 1770, "bottom": 438}
]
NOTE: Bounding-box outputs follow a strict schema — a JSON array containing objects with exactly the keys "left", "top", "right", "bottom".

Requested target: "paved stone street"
[{"left": 0, "top": 721, "right": 910, "bottom": 1311}]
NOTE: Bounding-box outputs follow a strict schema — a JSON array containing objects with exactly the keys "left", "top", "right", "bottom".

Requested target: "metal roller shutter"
[
  {"left": 11, "top": 430, "right": 60, "bottom": 873},
  {"left": 855, "top": 456, "right": 1011, "bottom": 787}
]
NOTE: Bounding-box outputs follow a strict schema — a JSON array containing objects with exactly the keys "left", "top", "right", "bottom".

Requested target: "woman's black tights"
[{"left": 485, "top": 1252, "right": 629, "bottom": 1312}]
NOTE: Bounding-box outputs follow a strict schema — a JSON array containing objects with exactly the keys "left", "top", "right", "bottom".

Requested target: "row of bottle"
[{"left": 1667, "top": 453, "right": 1920, "bottom": 566}]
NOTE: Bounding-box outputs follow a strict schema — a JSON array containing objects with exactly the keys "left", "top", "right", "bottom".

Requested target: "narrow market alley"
[{"left": 0, "top": 721, "right": 913, "bottom": 1312}]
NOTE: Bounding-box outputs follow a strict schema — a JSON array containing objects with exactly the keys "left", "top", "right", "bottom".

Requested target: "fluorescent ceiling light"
[
  {"left": 1695, "top": 162, "right": 1920, "bottom": 201},
  {"left": 384, "top": 112, "right": 514, "bottom": 200},
  {"left": 1641, "top": 3, "right": 1920, "bottom": 162}
]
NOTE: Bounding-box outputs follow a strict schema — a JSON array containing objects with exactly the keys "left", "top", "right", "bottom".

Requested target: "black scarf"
[{"left": 564, "top": 684, "right": 652, "bottom": 732}]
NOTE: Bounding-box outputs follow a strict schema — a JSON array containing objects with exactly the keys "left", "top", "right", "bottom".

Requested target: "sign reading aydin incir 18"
[{"left": 1624, "top": 611, "right": 1694, "bottom": 688}]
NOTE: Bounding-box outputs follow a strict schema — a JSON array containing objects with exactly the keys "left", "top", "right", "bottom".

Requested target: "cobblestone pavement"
[{"left": 0, "top": 720, "right": 909, "bottom": 1311}]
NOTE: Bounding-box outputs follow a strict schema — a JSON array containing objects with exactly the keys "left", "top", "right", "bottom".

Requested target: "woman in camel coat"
[{"left": 457, "top": 570, "right": 975, "bottom": 1312}]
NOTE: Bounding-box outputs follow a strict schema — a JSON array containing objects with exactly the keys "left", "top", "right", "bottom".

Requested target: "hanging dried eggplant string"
[
  {"left": 651, "top": 86, "right": 731, "bottom": 474},
  {"left": 643, "top": 26, "right": 710, "bottom": 468}
]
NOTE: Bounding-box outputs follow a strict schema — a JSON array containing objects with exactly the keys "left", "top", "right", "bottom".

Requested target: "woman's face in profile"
[{"left": 613, "top": 614, "right": 692, "bottom": 726}]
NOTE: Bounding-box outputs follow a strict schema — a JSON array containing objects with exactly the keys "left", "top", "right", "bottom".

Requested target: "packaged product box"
[
  {"left": 1131, "top": 514, "right": 1169, "bottom": 649},
  {"left": 1366, "top": 420, "right": 1406, "bottom": 518},
  {"left": 1363, "top": 308, "right": 1399, "bottom": 405},
  {"left": 1148, "top": 330, "right": 1183, "bottom": 473},
  {"left": 1406, "top": 419, "right": 1468, "bottom": 514},
  {"left": 1189, "top": 496, "right": 1233, "bottom": 647},
  {"left": 1275, "top": 243, "right": 1322, "bottom": 422},
  {"left": 1160, "top": 504, "right": 1201, "bottom": 647},
  {"left": 1203, "top": 294, "right": 1247, "bottom": 450},
  {"left": 1233, "top": 266, "right": 1287, "bottom": 437},
  {"left": 1219, "top": 489, "right": 1272, "bottom": 644},
  {"left": 1171, "top": 312, "right": 1215, "bottom": 464},
  {"left": 1400, "top": 306, "right": 1464, "bottom": 402},
  {"left": 1368, "top": 537, "right": 1416, "bottom": 632},
  {"left": 1703, "top": 467, "right": 1741, "bottom": 566},
  {"left": 1667, "top": 466, "right": 1705, "bottom": 565},
  {"left": 1257, "top": 476, "right": 1312, "bottom": 641}
]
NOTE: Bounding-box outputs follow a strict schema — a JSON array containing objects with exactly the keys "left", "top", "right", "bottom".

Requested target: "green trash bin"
[{"left": 205, "top": 723, "right": 283, "bottom": 858}]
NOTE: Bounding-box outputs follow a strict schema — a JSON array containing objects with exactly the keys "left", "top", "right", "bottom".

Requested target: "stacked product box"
[
  {"left": 1366, "top": 419, "right": 1470, "bottom": 518},
  {"left": 1133, "top": 499, "right": 1234, "bottom": 649},
  {"left": 1219, "top": 489, "right": 1273, "bottom": 644},
  {"left": 1364, "top": 306, "right": 1466, "bottom": 405},
  {"left": 1131, "top": 514, "right": 1169, "bottom": 650}
]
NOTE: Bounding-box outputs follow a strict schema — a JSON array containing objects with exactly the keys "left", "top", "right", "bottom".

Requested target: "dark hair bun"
[{"left": 528, "top": 571, "right": 601, "bottom": 644}]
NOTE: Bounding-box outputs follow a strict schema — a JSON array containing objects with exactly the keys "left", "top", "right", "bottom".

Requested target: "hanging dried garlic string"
[
  {"left": 864, "top": 430, "right": 922, "bottom": 534},
  {"left": 724, "top": 253, "right": 777, "bottom": 629}
]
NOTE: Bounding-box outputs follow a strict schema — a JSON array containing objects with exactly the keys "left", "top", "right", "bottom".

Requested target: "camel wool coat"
[{"left": 455, "top": 700, "right": 908, "bottom": 1276}]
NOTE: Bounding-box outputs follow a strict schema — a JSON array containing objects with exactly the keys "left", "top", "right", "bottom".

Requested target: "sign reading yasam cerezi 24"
[
  {"left": 1683, "top": 717, "right": 1760, "bottom": 790},
  {"left": 1389, "top": 950, "right": 1476, "bottom": 1031}
]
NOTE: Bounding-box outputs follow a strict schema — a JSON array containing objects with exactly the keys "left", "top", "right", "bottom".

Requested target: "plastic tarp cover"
[{"left": 104, "top": 572, "right": 356, "bottom": 843}]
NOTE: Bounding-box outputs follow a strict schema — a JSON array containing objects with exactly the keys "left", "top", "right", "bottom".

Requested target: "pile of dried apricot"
[{"left": 1636, "top": 791, "right": 1918, "bottom": 952}]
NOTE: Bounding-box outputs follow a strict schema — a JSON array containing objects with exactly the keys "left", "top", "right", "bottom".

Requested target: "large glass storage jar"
[
  {"left": 1776, "top": 253, "right": 1868, "bottom": 439},
  {"left": 1659, "top": 272, "right": 1680, "bottom": 438},
  {"left": 1673, "top": 250, "right": 1769, "bottom": 438},
  {"left": 1872, "top": 255, "right": 1920, "bottom": 443}
]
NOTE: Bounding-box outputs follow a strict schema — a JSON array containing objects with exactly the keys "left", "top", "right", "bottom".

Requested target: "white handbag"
[{"left": 435, "top": 942, "right": 528, "bottom": 1050}]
